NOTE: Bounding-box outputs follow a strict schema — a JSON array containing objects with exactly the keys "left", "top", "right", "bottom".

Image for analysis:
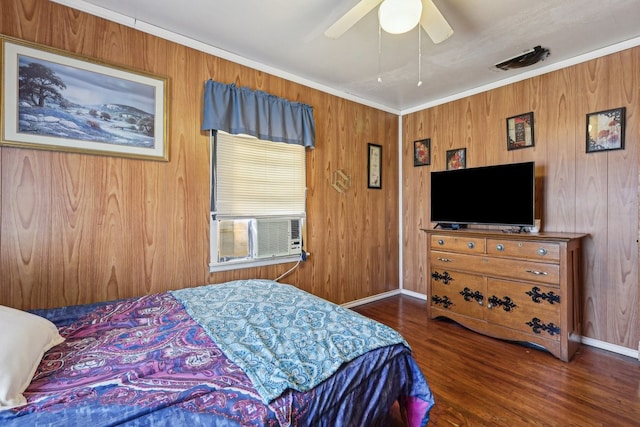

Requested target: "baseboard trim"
[
  {"left": 399, "top": 289, "right": 428, "bottom": 300},
  {"left": 580, "top": 336, "right": 639, "bottom": 360},
  {"left": 341, "top": 290, "right": 401, "bottom": 309}
]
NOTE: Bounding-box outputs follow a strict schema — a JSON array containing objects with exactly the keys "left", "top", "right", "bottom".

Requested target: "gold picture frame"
[{"left": 1, "top": 36, "right": 168, "bottom": 161}]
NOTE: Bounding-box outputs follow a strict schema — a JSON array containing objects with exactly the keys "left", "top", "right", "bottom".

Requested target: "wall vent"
[{"left": 495, "top": 46, "right": 550, "bottom": 71}]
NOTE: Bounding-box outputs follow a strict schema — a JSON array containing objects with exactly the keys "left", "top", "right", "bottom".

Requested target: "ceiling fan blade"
[
  {"left": 324, "top": 0, "right": 384, "bottom": 39},
  {"left": 420, "top": 0, "right": 454, "bottom": 44}
]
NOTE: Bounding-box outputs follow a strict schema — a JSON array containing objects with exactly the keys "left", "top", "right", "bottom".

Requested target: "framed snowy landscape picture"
[{"left": 1, "top": 36, "right": 168, "bottom": 161}]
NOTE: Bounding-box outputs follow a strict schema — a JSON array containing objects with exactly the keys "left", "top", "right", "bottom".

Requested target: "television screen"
[{"left": 430, "top": 161, "right": 535, "bottom": 228}]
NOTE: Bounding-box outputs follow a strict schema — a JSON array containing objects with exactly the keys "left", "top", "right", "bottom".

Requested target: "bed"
[{"left": 0, "top": 279, "right": 434, "bottom": 426}]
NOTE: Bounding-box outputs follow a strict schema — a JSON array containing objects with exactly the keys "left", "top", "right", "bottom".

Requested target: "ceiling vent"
[{"left": 495, "top": 46, "right": 550, "bottom": 71}]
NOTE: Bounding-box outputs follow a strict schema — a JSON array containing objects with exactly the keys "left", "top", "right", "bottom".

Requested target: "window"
[{"left": 210, "top": 131, "right": 306, "bottom": 271}]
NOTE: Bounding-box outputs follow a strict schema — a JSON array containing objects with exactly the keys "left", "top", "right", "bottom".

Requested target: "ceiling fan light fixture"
[{"left": 378, "top": 0, "right": 423, "bottom": 34}]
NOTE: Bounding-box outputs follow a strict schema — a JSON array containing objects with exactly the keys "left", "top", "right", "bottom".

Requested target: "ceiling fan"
[{"left": 325, "top": 0, "right": 453, "bottom": 44}]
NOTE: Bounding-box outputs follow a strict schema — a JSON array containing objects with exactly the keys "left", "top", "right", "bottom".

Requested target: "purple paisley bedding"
[{"left": 2, "top": 281, "right": 434, "bottom": 426}]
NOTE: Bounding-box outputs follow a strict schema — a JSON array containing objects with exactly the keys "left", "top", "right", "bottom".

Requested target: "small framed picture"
[
  {"left": 446, "top": 148, "right": 466, "bottom": 170},
  {"left": 586, "top": 107, "right": 625, "bottom": 153},
  {"left": 506, "top": 112, "right": 534, "bottom": 150},
  {"left": 367, "top": 143, "right": 382, "bottom": 189},
  {"left": 413, "top": 138, "right": 431, "bottom": 167}
]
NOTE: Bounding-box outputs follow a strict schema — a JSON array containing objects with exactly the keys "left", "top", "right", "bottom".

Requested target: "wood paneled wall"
[
  {"left": 1, "top": 0, "right": 399, "bottom": 309},
  {"left": 402, "top": 49, "right": 640, "bottom": 350},
  {"left": 2, "top": 0, "right": 637, "bottom": 351}
]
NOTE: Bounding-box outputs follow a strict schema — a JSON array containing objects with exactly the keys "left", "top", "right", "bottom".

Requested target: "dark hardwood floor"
[{"left": 352, "top": 295, "right": 640, "bottom": 427}]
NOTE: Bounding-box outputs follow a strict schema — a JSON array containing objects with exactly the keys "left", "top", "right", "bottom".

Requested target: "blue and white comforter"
[{"left": 171, "top": 279, "right": 408, "bottom": 403}]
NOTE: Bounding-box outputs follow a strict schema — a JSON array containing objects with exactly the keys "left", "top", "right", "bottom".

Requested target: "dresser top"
[{"left": 420, "top": 228, "right": 588, "bottom": 242}]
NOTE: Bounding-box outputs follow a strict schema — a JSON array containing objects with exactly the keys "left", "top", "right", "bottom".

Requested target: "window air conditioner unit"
[{"left": 254, "top": 217, "right": 302, "bottom": 259}]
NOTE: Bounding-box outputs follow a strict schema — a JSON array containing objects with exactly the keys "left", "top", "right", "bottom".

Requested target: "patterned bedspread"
[
  {"left": 171, "top": 279, "right": 408, "bottom": 403},
  {"left": 2, "top": 280, "right": 434, "bottom": 426}
]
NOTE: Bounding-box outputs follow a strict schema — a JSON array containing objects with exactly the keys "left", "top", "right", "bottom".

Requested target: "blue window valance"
[{"left": 202, "top": 80, "right": 315, "bottom": 148}]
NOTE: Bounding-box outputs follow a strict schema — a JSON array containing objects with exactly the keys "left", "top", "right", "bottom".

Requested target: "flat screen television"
[{"left": 430, "top": 161, "right": 535, "bottom": 229}]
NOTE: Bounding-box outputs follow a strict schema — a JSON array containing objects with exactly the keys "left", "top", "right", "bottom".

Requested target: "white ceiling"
[{"left": 52, "top": 0, "right": 640, "bottom": 114}]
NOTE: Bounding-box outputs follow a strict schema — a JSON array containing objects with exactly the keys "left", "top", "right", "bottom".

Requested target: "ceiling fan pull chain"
[
  {"left": 417, "top": 25, "right": 423, "bottom": 87},
  {"left": 378, "top": 24, "right": 383, "bottom": 83}
]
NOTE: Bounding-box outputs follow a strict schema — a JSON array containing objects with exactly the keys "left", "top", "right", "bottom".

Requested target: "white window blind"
[{"left": 215, "top": 131, "right": 306, "bottom": 217}]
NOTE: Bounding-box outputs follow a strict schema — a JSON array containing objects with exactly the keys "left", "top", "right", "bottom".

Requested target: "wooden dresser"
[{"left": 423, "top": 228, "right": 587, "bottom": 362}]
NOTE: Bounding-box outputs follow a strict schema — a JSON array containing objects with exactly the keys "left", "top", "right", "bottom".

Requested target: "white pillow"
[{"left": 0, "top": 305, "right": 64, "bottom": 409}]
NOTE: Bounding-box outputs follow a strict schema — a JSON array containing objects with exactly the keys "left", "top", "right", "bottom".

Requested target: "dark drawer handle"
[
  {"left": 431, "top": 271, "right": 453, "bottom": 284},
  {"left": 431, "top": 295, "right": 454, "bottom": 309},
  {"left": 526, "top": 287, "right": 560, "bottom": 304},
  {"left": 526, "top": 318, "right": 560, "bottom": 336},
  {"left": 467, "top": 242, "right": 475, "bottom": 249},
  {"left": 460, "top": 287, "right": 484, "bottom": 305},
  {"left": 438, "top": 239, "right": 445, "bottom": 245},
  {"left": 537, "top": 248, "right": 548, "bottom": 256},
  {"left": 487, "top": 295, "right": 517, "bottom": 312}
]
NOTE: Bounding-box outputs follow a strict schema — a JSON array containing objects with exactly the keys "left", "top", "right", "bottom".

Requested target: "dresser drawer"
[
  {"left": 486, "top": 278, "right": 561, "bottom": 340},
  {"left": 430, "top": 270, "right": 486, "bottom": 319},
  {"left": 431, "top": 251, "right": 560, "bottom": 285},
  {"left": 486, "top": 239, "right": 560, "bottom": 261},
  {"left": 431, "top": 234, "right": 485, "bottom": 254}
]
